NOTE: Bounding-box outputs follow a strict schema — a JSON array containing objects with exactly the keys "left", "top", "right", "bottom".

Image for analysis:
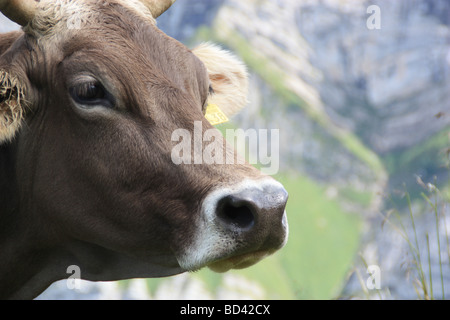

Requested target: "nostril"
[{"left": 217, "top": 196, "right": 255, "bottom": 230}]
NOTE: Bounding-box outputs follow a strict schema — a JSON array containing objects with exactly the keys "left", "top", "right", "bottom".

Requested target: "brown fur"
[{"left": 0, "top": 0, "right": 284, "bottom": 300}]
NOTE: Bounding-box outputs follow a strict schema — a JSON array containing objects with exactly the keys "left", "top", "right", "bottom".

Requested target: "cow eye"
[{"left": 70, "top": 81, "right": 114, "bottom": 108}]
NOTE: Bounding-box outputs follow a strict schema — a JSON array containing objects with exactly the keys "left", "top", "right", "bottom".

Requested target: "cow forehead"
[
  {"left": 24, "top": 0, "right": 155, "bottom": 37},
  {"left": 22, "top": 0, "right": 209, "bottom": 114}
]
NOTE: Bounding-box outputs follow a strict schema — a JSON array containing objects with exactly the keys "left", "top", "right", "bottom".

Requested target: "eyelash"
[{"left": 70, "top": 81, "right": 115, "bottom": 109}]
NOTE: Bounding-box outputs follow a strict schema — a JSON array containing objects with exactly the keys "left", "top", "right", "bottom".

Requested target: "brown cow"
[{"left": 0, "top": 0, "right": 288, "bottom": 299}]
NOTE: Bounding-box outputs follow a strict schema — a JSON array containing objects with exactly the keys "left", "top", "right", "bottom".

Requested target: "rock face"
[
  {"left": 163, "top": 0, "right": 450, "bottom": 155},
  {"left": 295, "top": 0, "right": 450, "bottom": 154}
]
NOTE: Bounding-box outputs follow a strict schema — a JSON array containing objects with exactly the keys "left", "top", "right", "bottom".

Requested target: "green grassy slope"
[{"left": 275, "top": 175, "right": 361, "bottom": 299}]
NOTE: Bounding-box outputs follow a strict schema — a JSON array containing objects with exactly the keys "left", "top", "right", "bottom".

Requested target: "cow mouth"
[{"left": 206, "top": 250, "right": 272, "bottom": 273}]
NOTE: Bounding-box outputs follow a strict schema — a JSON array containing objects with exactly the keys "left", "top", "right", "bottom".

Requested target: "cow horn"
[
  {"left": 139, "top": 0, "right": 176, "bottom": 18},
  {"left": 0, "top": 0, "right": 39, "bottom": 26}
]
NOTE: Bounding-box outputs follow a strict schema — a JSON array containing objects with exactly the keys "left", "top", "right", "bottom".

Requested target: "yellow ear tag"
[{"left": 205, "top": 103, "right": 229, "bottom": 126}]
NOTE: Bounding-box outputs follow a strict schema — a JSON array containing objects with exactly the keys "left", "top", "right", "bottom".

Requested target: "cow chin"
[{"left": 207, "top": 250, "right": 272, "bottom": 273}]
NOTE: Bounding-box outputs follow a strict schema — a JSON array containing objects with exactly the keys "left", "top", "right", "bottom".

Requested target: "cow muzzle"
[{"left": 177, "top": 178, "right": 289, "bottom": 272}]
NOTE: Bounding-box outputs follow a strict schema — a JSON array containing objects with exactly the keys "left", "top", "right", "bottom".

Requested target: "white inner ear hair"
[{"left": 193, "top": 43, "right": 249, "bottom": 118}]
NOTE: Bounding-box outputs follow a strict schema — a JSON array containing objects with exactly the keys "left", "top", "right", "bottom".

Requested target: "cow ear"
[
  {"left": 0, "top": 70, "right": 27, "bottom": 143},
  {"left": 193, "top": 43, "right": 249, "bottom": 118}
]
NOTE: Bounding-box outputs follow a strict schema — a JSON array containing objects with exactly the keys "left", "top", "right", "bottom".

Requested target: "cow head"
[{"left": 0, "top": 0, "right": 288, "bottom": 298}]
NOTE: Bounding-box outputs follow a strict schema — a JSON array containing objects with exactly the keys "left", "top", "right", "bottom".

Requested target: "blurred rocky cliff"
[
  {"left": 161, "top": 0, "right": 450, "bottom": 152},
  {"left": 160, "top": 0, "right": 449, "bottom": 190}
]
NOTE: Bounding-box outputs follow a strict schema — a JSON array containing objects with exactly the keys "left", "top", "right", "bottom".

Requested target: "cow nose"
[
  {"left": 216, "top": 194, "right": 256, "bottom": 230},
  {"left": 178, "top": 179, "right": 289, "bottom": 272},
  {"left": 216, "top": 183, "right": 288, "bottom": 234}
]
